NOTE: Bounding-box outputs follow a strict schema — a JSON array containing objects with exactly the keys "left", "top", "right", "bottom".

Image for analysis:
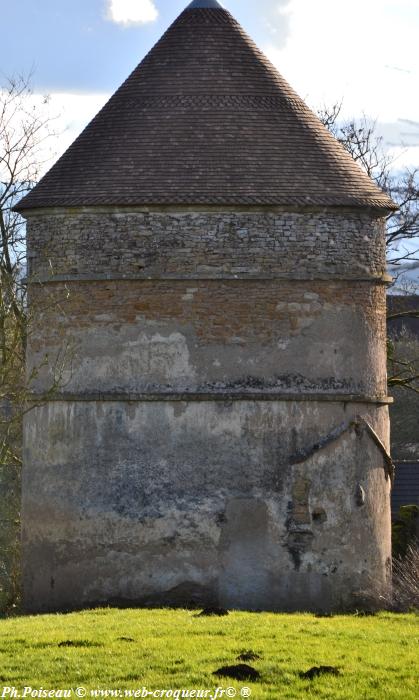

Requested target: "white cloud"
[
  {"left": 264, "top": 0, "right": 419, "bottom": 126},
  {"left": 107, "top": 0, "right": 158, "bottom": 26},
  {"left": 25, "top": 92, "right": 111, "bottom": 178}
]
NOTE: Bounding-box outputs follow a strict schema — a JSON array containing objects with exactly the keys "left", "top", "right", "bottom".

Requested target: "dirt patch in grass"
[
  {"left": 214, "top": 664, "right": 261, "bottom": 681},
  {"left": 237, "top": 650, "right": 262, "bottom": 661},
  {"left": 197, "top": 607, "right": 229, "bottom": 617},
  {"left": 300, "top": 666, "right": 341, "bottom": 679}
]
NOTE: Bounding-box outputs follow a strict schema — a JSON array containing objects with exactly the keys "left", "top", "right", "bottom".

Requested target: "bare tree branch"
[
  {"left": 318, "top": 103, "right": 419, "bottom": 266},
  {"left": 0, "top": 74, "right": 60, "bottom": 467},
  {"left": 319, "top": 102, "right": 419, "bottom": 394}
]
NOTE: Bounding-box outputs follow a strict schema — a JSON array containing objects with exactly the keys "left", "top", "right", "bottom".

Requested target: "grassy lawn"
[{"left": 0, "top": 608, "right": 417, "bottom": 699}]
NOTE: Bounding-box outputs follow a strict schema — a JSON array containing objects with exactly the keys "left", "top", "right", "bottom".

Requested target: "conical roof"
[{"left": 16, "top": 0, "right": 395, "bottom": 212}]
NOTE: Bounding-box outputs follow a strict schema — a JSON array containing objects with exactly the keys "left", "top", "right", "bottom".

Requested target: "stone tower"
[{"left": 17, "top": 0, "right": 396, "bottom": 613}]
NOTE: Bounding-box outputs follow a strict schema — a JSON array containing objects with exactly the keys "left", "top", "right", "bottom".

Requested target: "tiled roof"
[
  {"left": 16, "top": 3, "right": 396, "bottom": 212},
  {"left": 392, "top": 461, "right": 419, "bottom": 519}
]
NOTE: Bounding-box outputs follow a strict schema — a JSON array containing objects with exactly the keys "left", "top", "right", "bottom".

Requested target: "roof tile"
[{"left": 16, "top": 4, "right": 395, "bottom": 212}]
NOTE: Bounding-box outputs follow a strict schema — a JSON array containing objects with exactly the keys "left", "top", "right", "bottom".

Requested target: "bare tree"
[
  {"left": 318, "top": 102, "right": 419, "bottom": 267},
  {"left": 318, "top": 103, "right": 419, "bottom": 395},
  {"left": 0, "top": 75, "right": 62, "bottom": 466},
  {"left": 0, "top": 76, "right": 65, "bottom": 611}
]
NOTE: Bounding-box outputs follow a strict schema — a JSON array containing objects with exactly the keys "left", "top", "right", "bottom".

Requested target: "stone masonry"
[
  {"left": 27, "top": 209, "right": 386, "bottom": 279},
  {"left": 21, "top": 205, "right": 393, "bottom": 612},
  {"left": 17, "top": 0, "right": 395, "bottom": 613}
]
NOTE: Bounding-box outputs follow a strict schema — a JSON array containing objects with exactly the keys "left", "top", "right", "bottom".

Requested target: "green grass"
[{"left": 0, "top": 608, "right": 417, "bottom": 699}]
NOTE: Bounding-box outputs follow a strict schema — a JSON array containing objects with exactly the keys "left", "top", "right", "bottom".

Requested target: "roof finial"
[{"left": 186, "top": 0, "right": 224, "bottom": 8}]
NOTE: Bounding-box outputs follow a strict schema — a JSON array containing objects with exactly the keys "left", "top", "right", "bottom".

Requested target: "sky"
[{"left": 1, "top": 0, "right": 419, "bottom": 171}]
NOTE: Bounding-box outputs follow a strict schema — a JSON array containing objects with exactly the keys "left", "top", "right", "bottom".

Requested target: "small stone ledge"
[
  {"left": 28, "top": 392, "right": 393, "bottom": 404},
  {"left": 20, "top": 204, "right": 392, "bottom": 217},
  {"left": 25, "top": 273, "right": 392, "bottom": 285}
]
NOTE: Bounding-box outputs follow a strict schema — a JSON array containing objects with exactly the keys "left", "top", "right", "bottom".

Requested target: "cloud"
[
  {"left": 257, "top": 0, "right": 293, "bottom": 49},
  {"left": 23, "top": 92, "right": 111, "bottom": 178},
  {"left": 264, "top": 0, "right": 419, "bottom": 126},
  {"left": 107, "top": 0, "right": 158, "bottom": 26}
]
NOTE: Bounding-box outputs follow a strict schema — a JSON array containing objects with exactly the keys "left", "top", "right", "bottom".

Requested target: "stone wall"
[
  {"left": 26, "top": 208, "right": 387, "bottom": 280},
  {"left": 22, "top": 205, "right": 392, "bottom": 613},
  {"left": 23, "top": 399, "right": 391, "bottom": 613},
  {"left": 28, "top": 278, "right": 387, "bottom": 397}
]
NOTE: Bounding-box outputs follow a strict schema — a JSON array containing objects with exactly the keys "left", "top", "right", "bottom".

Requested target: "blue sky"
[
  {"left": 1, "top": 0, "right": 285, "bottom": 93},
  {"left": 2, "top": 0, "right": 419, "bottom": 169}
]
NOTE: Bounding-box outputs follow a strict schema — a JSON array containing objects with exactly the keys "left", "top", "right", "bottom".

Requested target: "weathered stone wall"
[
  {"left": 22, "top": 205, "right": 392, "bottom": 612},
  {"left": 26, "top": 208, "right": 387, "bottom": 280},
  {"left": 23, "top": 400, "right": 391, "bottom": 613},
  {"left": 29, "top": 279, "right": 387, "bottom": 397}
]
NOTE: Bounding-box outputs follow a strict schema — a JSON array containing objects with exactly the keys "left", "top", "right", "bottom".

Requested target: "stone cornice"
[
  {"left": 20, "top": 204, "right": 390, "bottom": 218},
  {"left": 28, "top": 391, "right": 393, "bottom": 405},
  {"left": 24, "top": 273, "right": 393, "bottom": 285}
]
